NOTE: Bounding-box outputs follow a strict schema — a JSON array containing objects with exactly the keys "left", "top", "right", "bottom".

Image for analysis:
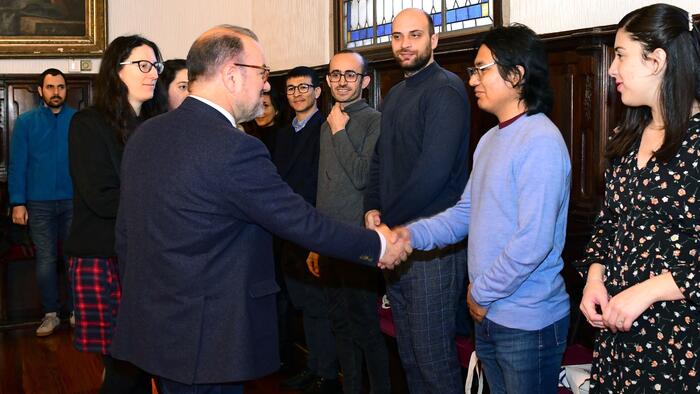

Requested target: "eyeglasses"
[
  {"left": 327, "top": 70, "right": 366, "bottom": 82},
  {"left": 466, "top": 62, "right": 496, "bottom": 79},
  {"left": 119, "top": 60, "right": 164, "bottom": 74},
  {"left": 234, "top": 63, "right": 271, "bottom": 82},
  {"left": 286, "top": 83, "right": 315, "bottom": 95}
]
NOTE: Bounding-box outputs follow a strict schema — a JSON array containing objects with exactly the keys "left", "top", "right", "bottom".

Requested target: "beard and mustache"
[
  {"left": 394, "top": 43, "right": 433, "bottom": 74},
  {"left": 43, "top": 94, "right": 65, "bottom": 109}
]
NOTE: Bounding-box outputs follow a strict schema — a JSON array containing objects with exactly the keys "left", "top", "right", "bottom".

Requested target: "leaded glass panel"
[{"left": 343, "top": 0, "right": 493, "bottom": 48}]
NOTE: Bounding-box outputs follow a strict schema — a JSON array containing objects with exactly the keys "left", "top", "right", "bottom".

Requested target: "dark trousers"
[
  {"left": 384, "top": 245, "right": 467, "bottom": 394},
  {"left": 282, "top": 241, "right": 338, "bottom": 379},
  {"left": 322, "top": 256, "right": 391, "bottom": 394},
  {"left": 157, "top": 376, "right": 243, "bottom": 394},
  {"left": 100, "top": 355, "right": 151, "bottom": 394}
]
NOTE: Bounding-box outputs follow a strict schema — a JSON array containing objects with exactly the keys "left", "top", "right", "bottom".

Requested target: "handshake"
[{"left": 365, "top": 209, "right": 414, "bottom": 270}]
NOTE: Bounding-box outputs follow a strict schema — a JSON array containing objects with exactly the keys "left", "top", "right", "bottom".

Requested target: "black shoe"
[
  {"left": 303, "top": 377, "right": 342, "bottom": 394},
  {"left": 280, "top": 368, "right": 318, "bottom": 390}
]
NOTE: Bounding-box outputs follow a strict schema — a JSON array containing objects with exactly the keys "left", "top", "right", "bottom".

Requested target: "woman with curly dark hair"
[
  {"left": 579, "top": 3, "right": 700, "bottom": 392},
  {"left": 65, "top": 34, "right": 166, "bottom": 393}
]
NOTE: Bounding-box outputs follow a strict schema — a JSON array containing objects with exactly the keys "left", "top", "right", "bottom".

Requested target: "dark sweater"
[
  {"left": 64, "top": 107, "right": 126, "bottom": 257},
  {"left": 272, "top": 110, "right": 323, "bottom": 206},
  {"left": 364, "top": 62, "right": 471, "bottom": 227}
]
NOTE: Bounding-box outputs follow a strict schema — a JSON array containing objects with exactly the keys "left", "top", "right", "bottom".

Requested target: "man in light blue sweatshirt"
[{"left": 399, "top": 24, "right": 571, "bottom": 394}]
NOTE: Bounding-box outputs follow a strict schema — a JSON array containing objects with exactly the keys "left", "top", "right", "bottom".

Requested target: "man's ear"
[
  {"left": 221, "top": 62, "right": 238, "bottom": 92},
  {"left": 507, "top": 65, "right": 525, "bottom": 87},
  {"left": 37, "top": 86, "right": 44, "bottom": 98},
  {"left": 314, "top": 86, "right": 322, "bottom": 99},
  {"left": 361, "top": 74, "right": 371, "bottom": 90}
]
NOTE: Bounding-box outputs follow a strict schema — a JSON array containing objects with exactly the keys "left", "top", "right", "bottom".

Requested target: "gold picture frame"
[{"left": 0, "top": 0, "right": 106, "bottom": 58}]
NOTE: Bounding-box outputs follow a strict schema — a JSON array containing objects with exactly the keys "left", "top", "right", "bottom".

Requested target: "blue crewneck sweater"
[
  {"left": 9, "top": 104, "right": 76, "bottom": 204},
  {"left": 408, "top": 113, "right": 570, "bottom": 330}
]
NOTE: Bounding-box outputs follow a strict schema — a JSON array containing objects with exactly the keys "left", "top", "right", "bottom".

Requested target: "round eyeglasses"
[
  {"left": 286, "top": 83, "right": 315, "bottom": 95},
  {"left": 327, "top": 70, "right": 366, "bottom": 83},
  {"left": 119, "top": 60, "right": 165, "bottom": 75}
]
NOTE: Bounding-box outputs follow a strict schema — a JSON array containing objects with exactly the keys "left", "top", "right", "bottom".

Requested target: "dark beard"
[
  {"left": 395, "top": 49, "right": 431, "bottom": 74},
  {"left": 43, "top": 96, "right": 65, "bottom": 109}
]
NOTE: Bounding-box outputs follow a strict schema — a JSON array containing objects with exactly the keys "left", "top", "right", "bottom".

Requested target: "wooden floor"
[{"left": 0, "top": 322, "right": 304, "bottom": 394}]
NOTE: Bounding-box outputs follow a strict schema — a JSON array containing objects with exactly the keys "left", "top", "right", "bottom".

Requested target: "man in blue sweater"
[
  {"left": 401, "top": 24, "right": 571, "bottom": 394},
  {"left": 364, "top": 8, "right": 471, "bottom": 394},
  {"left": 9, "top": 68, "right": 76, "bottom": 337}
]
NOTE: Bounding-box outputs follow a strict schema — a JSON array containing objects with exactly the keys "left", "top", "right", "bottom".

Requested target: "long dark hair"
[
  {"left": 95, "top": 35, "right": 166, "bottom": 144},
  {"left": 606, "top": 3, "right": 700, "bottom": 161},
  {"left": 156, "top": 58, "right": 187, "bottom": 103},
  {"left": 481, "top": 23, "right": 553, "bottom": 115}
]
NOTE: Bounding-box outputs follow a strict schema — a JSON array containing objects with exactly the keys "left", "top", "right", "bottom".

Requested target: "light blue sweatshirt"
[{"left": 408, "top": 113, "right": 570, "bottom": 330}]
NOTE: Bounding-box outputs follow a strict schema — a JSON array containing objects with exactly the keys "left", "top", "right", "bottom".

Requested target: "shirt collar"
[
  {"left": 292, "top": 108, "right": 318, "bottom": 133},
  {"left": 189, "top": 95, "right": 237, "bottom": 128}
]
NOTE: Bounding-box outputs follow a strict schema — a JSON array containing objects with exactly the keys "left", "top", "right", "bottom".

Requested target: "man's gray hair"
[{"left": 187, "top": 24, "right": 259, "bottom": 83}]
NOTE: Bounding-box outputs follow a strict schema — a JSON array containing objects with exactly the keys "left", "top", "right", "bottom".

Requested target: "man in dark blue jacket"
[
  {"left": 8, "top": 68, "right": 76, "bottom": 337},
  {"left": 111, "top": 25, "right": 407, "bottom": 394}
]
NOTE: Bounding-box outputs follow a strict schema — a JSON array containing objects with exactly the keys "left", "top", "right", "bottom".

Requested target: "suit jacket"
[
  {"left": 272, "top": 110, "right": 323, "bottom": 206},
  {"left": 110, "top": 97, "right": 380, "bottom": 384}
]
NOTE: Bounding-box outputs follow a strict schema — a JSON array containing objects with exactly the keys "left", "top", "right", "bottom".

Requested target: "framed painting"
[{"left": 0, "top": 0, "right": 106, "bottom": 57}]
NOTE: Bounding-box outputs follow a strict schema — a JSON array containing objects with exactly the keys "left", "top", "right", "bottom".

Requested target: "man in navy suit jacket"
[{"left": 110, "top": 25, "right": 407, "bottom": 393}]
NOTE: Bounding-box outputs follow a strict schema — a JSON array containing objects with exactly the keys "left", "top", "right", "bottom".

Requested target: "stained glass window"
[{"left": 343, "top": 0, "right": 494, "bottom": 48}]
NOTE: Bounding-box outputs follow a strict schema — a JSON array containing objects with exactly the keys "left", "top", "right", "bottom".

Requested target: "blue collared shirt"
[{"left": 292, "top": 109, "right": 319, "bottom": 133}]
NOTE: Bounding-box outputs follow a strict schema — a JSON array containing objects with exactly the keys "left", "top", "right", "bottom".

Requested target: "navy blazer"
[{"left": 110, "top": 97, "right": 380, "bottom": 384}]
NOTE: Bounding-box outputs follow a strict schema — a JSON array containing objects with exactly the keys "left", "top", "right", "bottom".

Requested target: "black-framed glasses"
[
  {"left": 327, "top": 70, "right": 366, "bottom": 82},
  {"left": 466, "top": 61, "right": 496, "bottom": 79},
  {"left": 234, "top": 63, "right": 271, "bottom": 82},
  {"left": 286, "top": 83, "right": 315, "bottom": 95},
  {"left": 119, "top": 60, "right": 164, "bottom": 74}
]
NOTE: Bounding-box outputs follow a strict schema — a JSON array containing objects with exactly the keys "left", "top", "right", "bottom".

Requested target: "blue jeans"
[
  {"left": 474, "top": 315, "right": 569, "bottom": 394},
  {"left": 27, "top": 200, "right": 73, "bottom": 314}
]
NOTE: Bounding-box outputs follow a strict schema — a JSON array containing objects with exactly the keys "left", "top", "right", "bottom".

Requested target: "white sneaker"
[
  {"left": 36, "top": 312, "right": 60, "bottom": 337},
  {"left": 69, "top": 311, "right": 75, "bottom": 328}
]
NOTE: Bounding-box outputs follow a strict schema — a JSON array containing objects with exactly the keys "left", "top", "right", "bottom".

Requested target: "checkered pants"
[
  {"left": 68, "top": 256, "right": 121, "bottom": 354},
  {"left": 383, "top": 245, "right": 467, "bottom": 394}
]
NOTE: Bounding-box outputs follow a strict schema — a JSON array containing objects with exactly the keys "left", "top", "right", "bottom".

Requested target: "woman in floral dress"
[{"left": 579, "top": 3, "right": 700, "bottom": 393}]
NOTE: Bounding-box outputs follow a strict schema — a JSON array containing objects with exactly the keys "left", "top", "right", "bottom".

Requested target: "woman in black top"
[
  {"left": 579, "top": 4, "right": 700, "bottom": 392},
  {"left": 66, "top": 35, "right": 165, "bottom": 393}
]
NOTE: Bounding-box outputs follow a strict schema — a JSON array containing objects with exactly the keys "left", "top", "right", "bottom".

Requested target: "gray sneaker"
[{"left": 36, "top": 312, "right": 60, "bottom": 337}]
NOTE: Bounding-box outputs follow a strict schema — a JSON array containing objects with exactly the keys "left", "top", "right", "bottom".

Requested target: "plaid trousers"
[
  {"left": 68, "top": 256, "right": 121, "bottom": 354},
  {"left": 384, "top": 245, "right": 467, "bottom": 394}
]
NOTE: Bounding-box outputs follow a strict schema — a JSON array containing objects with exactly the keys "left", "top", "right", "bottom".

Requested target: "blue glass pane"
[
  {"left": 345, "top": 1, "right": 352, "bottom": 31},
  {"left": 351, "top": 30, "right": 360, "bottom": 41},
  {"left": 377, "top": 22, "right": 391, "bottom": 37},
  {"left": 468, "top": 4, "right": 482, "bottom": 19},
  {"left": 446, "top": 9, "right": 456, "bottom": 23},
  {"left": 432, "top": 12, "right": 442, "bottom": 26}
]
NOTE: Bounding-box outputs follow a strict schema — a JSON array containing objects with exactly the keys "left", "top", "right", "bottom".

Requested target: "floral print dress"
[{"left": 580, "top": 115, "right": 700, "bottom": 393}]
